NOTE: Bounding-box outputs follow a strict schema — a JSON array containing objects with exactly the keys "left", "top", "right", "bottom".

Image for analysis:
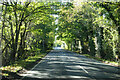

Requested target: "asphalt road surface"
[{"left": 22, "top": 49, "right": 120, "bottom": 80}]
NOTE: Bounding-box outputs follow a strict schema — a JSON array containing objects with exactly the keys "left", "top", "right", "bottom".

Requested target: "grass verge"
[
  {"left": 73, "top": 51, "right": 120, "bottom": 67},
  {"left": 0, "top": 51, "right": 49, "bottom": 80},
  {"left": 81, "top": 53, "right": 119, "bottom": 67}
]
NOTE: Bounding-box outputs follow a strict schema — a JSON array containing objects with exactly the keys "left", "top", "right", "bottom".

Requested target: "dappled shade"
[
  {"left": 22, "top": 50, "right": 120, "bottom": 79},
  {"left": 1, "top": 1, "right": 120, "bottom": 79}
]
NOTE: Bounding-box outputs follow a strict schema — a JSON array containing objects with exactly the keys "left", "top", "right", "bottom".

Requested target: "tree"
[{"left": 1, "top": 1, "right": 56, "bottom": 65}]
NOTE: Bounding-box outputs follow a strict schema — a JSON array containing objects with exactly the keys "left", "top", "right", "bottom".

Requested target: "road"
[{"left": 22, "top": 49, "right": 120, "bottom": 80}]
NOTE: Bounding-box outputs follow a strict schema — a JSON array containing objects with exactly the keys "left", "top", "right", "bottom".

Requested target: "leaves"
[{"left": 1, "top": 1, "right": 57, "bottom": 65}]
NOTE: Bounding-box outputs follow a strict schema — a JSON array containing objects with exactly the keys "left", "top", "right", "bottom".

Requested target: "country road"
[{"left": 22, "top": 49, "right": 120, "bottom": 80}]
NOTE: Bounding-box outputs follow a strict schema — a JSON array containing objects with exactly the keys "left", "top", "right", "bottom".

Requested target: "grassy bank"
[
  {"left": 73, "top": 51, "right": 120, "bottom": 67},
  {"left": 0, "top": 51, "right": 50, "bottom": 80}
]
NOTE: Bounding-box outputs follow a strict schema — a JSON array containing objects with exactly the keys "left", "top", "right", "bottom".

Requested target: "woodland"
[
  {"left": 0, "top": 1, "right": 120, "bottom": 79},
  {"left": 57, "top": 1, "right": 120, "bottom": 62}
]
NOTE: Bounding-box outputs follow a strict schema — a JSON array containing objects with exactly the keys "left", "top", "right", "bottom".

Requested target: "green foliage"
[
  {"left": 1, "top": 1, "right": 120, "bottom": 75},
  {"left": 57, "top": 2, "right": 120, "bottom": 62},
  {"left": 0, "top": 52, "right": 46, "bottom": 77},
  {"left": 1, "top": 1, "right": 57, "bottom": 65}
]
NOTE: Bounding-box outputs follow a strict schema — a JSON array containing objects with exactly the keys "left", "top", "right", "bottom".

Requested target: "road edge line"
[{"left": 21, "top": 51, "right": 52, "bottom": 80}]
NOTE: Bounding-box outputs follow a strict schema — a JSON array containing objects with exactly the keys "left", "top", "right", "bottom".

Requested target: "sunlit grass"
[
  {"left": 81, "top": 54, "right": 119, "bottom": 66},
  {"left": 0, "top": 52, "right": 47, "bottom": 77},
  {"left": 73, "top": 50, "right": 119, "bottom": 66},
  {"left": 0, "top": 66, "right": 22, "bottom": 72},
  {"left": 0, "top": 73, "right": 8, "bottom": 77}
]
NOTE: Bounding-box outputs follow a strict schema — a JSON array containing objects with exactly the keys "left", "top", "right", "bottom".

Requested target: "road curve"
[{"left": 22, "top": 49, "right": 120, "bottom": 80}]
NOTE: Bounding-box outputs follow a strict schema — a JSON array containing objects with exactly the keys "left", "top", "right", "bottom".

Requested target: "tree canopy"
[
  {"left": 1, "top": 1, "right": 120, "bottom": 66},
  {"left": 57, "top": 1, "right": 120, "bottom": 61},
  {"left": 1, "top": 1, "right": 58, "bottom": 65}
]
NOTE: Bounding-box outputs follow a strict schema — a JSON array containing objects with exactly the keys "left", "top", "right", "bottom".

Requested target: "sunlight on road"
[{"left": 22, "top": 49, "right": 120, "bottom": 80}]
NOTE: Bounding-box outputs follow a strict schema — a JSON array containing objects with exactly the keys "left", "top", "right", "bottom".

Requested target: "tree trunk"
[
  {"left": 80, "top": 38, "right": 86, "bottom": 54},
  {"left": 89, "top": 36, "right": 95, "bottom": 56},
  {"left": 96, "top": 27, "right": 104, "bottom": 58},
  {"left": 17, "top": 22, "right": 27, "bottom": 59}
]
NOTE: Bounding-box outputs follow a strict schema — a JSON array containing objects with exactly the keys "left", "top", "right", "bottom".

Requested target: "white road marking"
[
  {"left": 21, "top": 53, "right": 50, "bottom": 79},
  {"left": 79, "top": 65, "right": 89, "bottom": 73}
]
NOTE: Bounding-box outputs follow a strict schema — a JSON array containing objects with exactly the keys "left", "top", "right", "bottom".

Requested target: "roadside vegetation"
[
  {"left": 0, "top": 1, "right": 58, "bottom": 79},
  {"left": 80, "top": 53, "right": 119, "bottom": 67},
  {"left": 57, "top": 1, "right": 120, "bottom": 67},
  {"left": 1, "top": 52, "right": 47, "bottom": 80},
  {"left": 1, "top": 0, "right": 120, "bottom": 79}
]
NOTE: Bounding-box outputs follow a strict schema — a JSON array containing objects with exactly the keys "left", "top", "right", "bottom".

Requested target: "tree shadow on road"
[{"left": 22, "top": 50, "right": 120, "bottom": 80}]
